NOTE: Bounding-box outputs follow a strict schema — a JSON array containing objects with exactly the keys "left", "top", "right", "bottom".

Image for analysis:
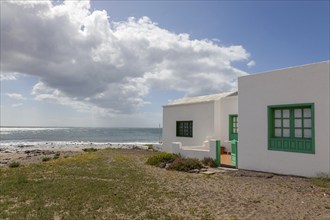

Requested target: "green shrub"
[
  {"left": 53, "top": 153, "right": 60, "bottom": 160},
  {"left": 202, "top": 157, "right": 218, "bottom": 168},
  {"left": 82, "top": 148, "right": 98, "bottom": 153},
  {"left": 42, "top": 157, "right": 52, "bottom": 162},
  {"left": 146, "top": 152, "right": 178, "bottom": 166},
  {"left": 8, "top": 162, "right": 20, "bottom": 168},
  {"left": 168, "top": 157, "right": 203, "bottom": 172}
]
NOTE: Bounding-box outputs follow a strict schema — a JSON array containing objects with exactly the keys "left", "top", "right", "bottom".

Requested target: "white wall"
[
  {"left": 238, "top": 61, "right": 330, "bottom": 177},
  {"left": 162, "top": 101, "right": 215, "bottom": 152}
]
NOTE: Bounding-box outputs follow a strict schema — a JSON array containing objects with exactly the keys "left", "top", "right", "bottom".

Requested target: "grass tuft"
[
  {"left": 82, "top": 148, "right": 98, "bottom": 153},
  {"left": 42, "top": 157, "right": 52, "bottom": 162},
  {"left": 8, "top": 162, "right": 20, "bottom": 168}
]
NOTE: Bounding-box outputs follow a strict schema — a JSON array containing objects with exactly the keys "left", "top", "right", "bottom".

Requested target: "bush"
[
  {"left": 42, "top": 157, "right": 51, "bottom": 162},
  {"left": 168, "top": 157, "right": 203, "bottom": 172},
  {"left": 82, "top": 148, "right": 98, "bottom": 153},
  {"left": 53, "top": 153, "right": 60, "bottom": 160},
  {"left": 146, "top": 152, "right": 178, "bottom": 166},
  {"left": 202, "top": 157, "right": 218, "bottom": 168},
  {"left": 9, "top": 162, "right": 20, "bottom": 168}
]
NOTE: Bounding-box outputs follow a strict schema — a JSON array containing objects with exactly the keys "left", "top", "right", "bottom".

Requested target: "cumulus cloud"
[
  {"left": 247, "top": 60, "right": 256, "bottom": 68},
  {"left": 1, "top": 0, "right": 252, "bottom": 115},
  {"left": 5, "top": 93, "right": 27, "bottom": 100},
  {"left": 0, "top": 72, "right": 20, "bottom": 81}
]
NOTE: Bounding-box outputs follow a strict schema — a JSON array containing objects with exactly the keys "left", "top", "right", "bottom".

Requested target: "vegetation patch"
[
  {"left": 8, "top": 162, "right": 20, "bottom": 168},
  {"left": 202, "top": 157, "right": 218, "bottom": 168},
  {"left": 168, "top": 157, "right": 203, "bottom": 172},
  {"left": 146, "top": 152, "right": 178, "bottom": 167},
  {"left": 82, "top": 147, "right": 98, "bottom": 153},
  {"left": 53, "top": 153, "right": 60, "bottom": 160},
  {"left": 42, "top": 157, "right": 52, "bottom": 162}
]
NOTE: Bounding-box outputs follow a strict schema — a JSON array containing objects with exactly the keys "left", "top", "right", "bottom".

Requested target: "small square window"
[
  {"left": 295, "top": 119, "right": 302, "bottom": 127},
  {"left": 294, "top": 109, "right": 302, "bottom": 118},
  {"left": 275, "top": 119, "right": 281, "bottom": 127},
  {"left": 283, "top": 109, "right": 290, "bottom": 118},
  {"left": 304, "top": 129, "right": 312, "bottom": 138},
  {"left": 275, "top": 129, "right": 281, "bottom": 137},
  {"left": 283, "top": 119, "right": 290, "bottom": 127},
  {"left": 295, "top": 129, "right": 302, "bottom": 138},
  {"left": 304, "top": 119, "right": 312, "bottom": 128},
  {"left": 275, "top": 110, "right": 281, "bottom": 118},
  {"left": 304, "top": 108, "right": 311, "bottom": 117},
  {"left": 283, "top": 129, "right": 290, "bottom": 137}
]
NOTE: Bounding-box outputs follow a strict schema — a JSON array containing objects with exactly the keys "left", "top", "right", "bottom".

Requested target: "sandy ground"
[
  {"left": 1, "top": 148, "right": 329, "bottom": 219},
  {"left": 0, "top": 149, "right": 82, "bottom": 168}
]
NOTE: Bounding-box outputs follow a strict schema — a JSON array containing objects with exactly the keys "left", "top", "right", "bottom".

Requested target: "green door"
[
  {"left": 231, "top": 139, "right": 237, "bottom": 167},
  {"left": 229, "top": 115, "right": 238, "bottom": 141},
  {"left": 229, "top": 115, "right": 238, "bottom": 167}
]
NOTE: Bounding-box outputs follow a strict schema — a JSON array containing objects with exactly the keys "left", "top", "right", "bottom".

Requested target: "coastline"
[{"left": 0, "top": 142, "right": 159, "bottom": 168}]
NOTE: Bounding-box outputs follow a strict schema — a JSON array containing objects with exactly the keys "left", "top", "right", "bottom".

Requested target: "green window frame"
[
  {"left": 176, "top": 121, "right": 193, "bottom": 137},
  {"left": 268, "top": 103, "right": 315, "bottom": 154},
  {"left": 229, "top": 114, "right": 238, "bottom": 140}
]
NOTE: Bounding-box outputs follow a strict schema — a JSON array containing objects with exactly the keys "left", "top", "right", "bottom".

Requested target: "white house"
[
  {"left": 162, "top": 91, "right": 238, "bottom": 165},
  {"left": 162, "top": 61, "right": 330, "bottom": 177},
  {"left": 238, "top": 61, "right": 329, "bottom": 177}
]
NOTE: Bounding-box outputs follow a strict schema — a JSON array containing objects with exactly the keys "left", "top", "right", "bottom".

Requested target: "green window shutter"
[{"left": 268, "top": 103, "right": 315, "bottom": 154}]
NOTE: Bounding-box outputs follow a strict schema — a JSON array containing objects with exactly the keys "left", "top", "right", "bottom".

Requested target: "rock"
[
  {"left": 200, "top": 168, "right": 208, "bottom": 172},
  {"left": 202, "top": 171, "right": 216, "bottom": 175},
  {"left": 165, "top": 163, "right": 171, "bottom": 169},
  {"left": 188, "top": 169, "right": 200, "bottom": 173},
  {"left": 159, "top": 162, "right": 166, "bottom": 168}
]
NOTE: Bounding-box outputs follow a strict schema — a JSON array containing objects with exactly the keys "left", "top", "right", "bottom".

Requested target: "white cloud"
[
  {"left": 247, "top": 60, "right": 256, "bottom": 68},
  {"left": 0, "top": 72, "right": 20, "bottom": 81},
  {"left": 11, "top": 103, "right": 23, "bottom": 108},
  {"left": 5, "top": 93, "right": 27, "bottom": 100},
  {"left": 1, "top": 0, "right": 253, "bottom": 115}
]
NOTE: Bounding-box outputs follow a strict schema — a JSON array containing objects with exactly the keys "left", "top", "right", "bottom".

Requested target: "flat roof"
[{"left": 164, "top": 91, "right": 237, "bottom": 107}]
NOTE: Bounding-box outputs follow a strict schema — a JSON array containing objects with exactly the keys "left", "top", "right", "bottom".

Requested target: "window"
[
  {"left": 229, "top": 114, "right": 238, "bottom": 140},
  {"left": 268, "top": 103, "right": 314, "bottom": 154},
  {"left": 176, "top": 121, "right": 193, "bottom": 137}
]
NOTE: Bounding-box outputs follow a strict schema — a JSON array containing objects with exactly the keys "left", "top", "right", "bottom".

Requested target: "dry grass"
[{"left": 0, "top": 148, "right": 329, "bottom": 219}]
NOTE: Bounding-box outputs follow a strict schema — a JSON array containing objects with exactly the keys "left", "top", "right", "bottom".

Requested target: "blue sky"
[{"left": 1, "top": 0, "right": 329, "bottom": 127}]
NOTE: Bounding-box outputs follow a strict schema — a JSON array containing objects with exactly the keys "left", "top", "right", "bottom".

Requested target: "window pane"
[
  {"left": 275, "top": 129, "right": 281, "bottom": 137},
  {"left": 295, "top": 129, "right": 302, "bottom": 138},
  {"left": 304, "top": 129, "right": 312, "bottom": 138},
  {"left": 275, "top": 119, "right": 281, "bottom": 127},
  {"left": 283, "top": 109, "right": 290, "bottom": 118},
  {"left": 283, "top": 129, "right": 290, "bottom": 137},
  {"left": 283, "top": 119, "right": 290, "bottom": 127},
  {"left": 275, "top": 110, "right": 281, "bottom": 118},
  {"left": 294, "top": 109, "right": 302, "bottom": 118},
  {"left": 304, "top": 108, "right": 311, "bottom": 117},
  {"left": 304, "top": 119, "right": 312, "bottom": 128},
  {"left": 295, "top": 119, "right": 302, "bottom": 127},
  {"left": 236, "top": 117, "right": 239, "bottom": 122}
]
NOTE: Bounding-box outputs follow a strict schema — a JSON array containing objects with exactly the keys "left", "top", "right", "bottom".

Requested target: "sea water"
[{"left": 0, "top": 127, "right": 162, "bottom": 151}]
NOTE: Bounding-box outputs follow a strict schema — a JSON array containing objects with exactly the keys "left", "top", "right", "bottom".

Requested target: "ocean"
[{"left": 0, "top": 127, "right": 162, "bottom": 151}]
